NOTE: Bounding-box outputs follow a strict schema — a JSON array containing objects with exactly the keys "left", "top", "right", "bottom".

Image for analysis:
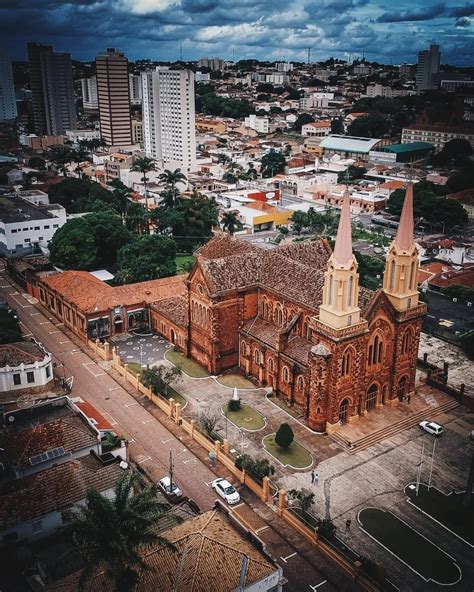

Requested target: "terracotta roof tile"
[
  {"left": 151, "top": 296, "right": 189, "bottom": 328},
  {"left": 0, "top": 454, "right": 122, "bottom": 529},
  {"left": 0, "top": 342, "right": 47, "bottom": 368}
]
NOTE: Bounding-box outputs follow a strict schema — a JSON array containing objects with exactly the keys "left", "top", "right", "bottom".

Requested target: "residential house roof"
[
  {"left": 44, "top": 510, "right": 279, "bottom": 592},
  {"left": 0, "top": 342, "right": 48, "bottom": 368},
  {"left": 150, "top": 296, "right": 189, "bottom": 328},
  {"left": 0, "top": 454, "right": 122, "bottom": 530}
]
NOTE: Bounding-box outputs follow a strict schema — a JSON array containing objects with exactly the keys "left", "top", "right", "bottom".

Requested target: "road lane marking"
[
  {"left": 30, "top": 312, "right": 40, "bottom": 316},
  {"left": 280, "top": 552, "right": 297, "bottom": 563},
  {"left": 255, "top": 525, "right": 269, "bottom": 533},
  {"left": 205, "top": 481, "right": 214, "bottom": 487},
  {"left": 55, "top": 323, "right": 64, "bottom": 326},
  {"left": 108, "top": 386, "right": 121, "bottom": 391},
  {"left": 59, "top": 340, "right": 71, "bottom": 344},
  {"left": 137, "top": 456, "right": 152, "bottom": 464},
  {"left": 142, "top": 419, "right": 154, "bottom": 424},
  {"left": 162, "top": 437, "right": 175, "bottom": 444},
  {"left": 311, "top": 581, "right": 327, "bottom": 590},
  {"left": 124, "top": 402, "right": 138, "bottom": 408},
  {"left": 94, "top": 372, "right": 106, "bottom": 377},
  {"left": 102, "top": 411, "right": 118, "bottom": 426},
  {"left": 82, "top": 362, "right": 94, "bottom": 366},
  {"left": 40, "top": 321, "right": 51, "bottom": 325},
  {"left": 182, "top": 458, "right": 197, "bottom": 464},
  {"left": 49, "top": 330, "right": 61, "bottom": 334}
]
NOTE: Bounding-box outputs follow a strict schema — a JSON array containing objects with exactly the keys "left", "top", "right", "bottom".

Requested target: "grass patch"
[
  {"left": 268, "top": 395, "right": 302, "bottom": 419},
  {"left": 126, "top": 362, "right": 143, "bottom": 376},
  {"left": 358, "top": 508, "right": 461, "bottom": 585},
  {"left": 175, "top": 255, "right": 195, "bottom": 274},
  {"left": 405, "top": 484, "right": 474, "bottom": 545},
  {"left": 217, "top": 373, "right": 257, "bottom": 389},
  {"left": 165, "top": 349, "right": 209, "bottom": 378},
  {"left": 353, "top": 227, "right": 390, "bottom": 246},
  {"left": 263, "top": 434, "right": 312, "bottom": 469},
  {"left": 223, "top": 403, "right": 265, "bottom": 431},
  {"left": 163, "top": 385, "right": 187, "bottom": 408}
]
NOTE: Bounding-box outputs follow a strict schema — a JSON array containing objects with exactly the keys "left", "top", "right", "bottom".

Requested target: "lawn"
[
  {"left": 267, "top": 394, "right": 302, "bottom": 419},
  {"left": 175, "top": 255, "right": 195, "bottom": 274},
  {"left": 358, "top": 508, "right": 461, "bottom": 585},
  {"left": 223, "top": 403, "right": 265, "bottom": 431},
  {"left": 163, "top": 385, "right": 187, "bottom": 408},
  {"left": 405, "top": 484, "right": 474, "bottom": 545},
  {"left": 165, "top": 349, "right": 209, "bottom": 378},
  {"left": 263, "top": 434, "right": 312, "bottom": 469},
  {"left": 126, "top": 362, "right": 143, "bottom": 376},
  {"left": 217, "top": 373, "right": 257, "bottom": 389}
]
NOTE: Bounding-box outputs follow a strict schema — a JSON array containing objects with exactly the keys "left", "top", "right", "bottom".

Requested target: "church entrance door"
[
  {"left": 366, "top": 384, "right": 378, "bottom": 412},
  {"left": 339, "top": 399, "right": 349, "bottom": 424}
]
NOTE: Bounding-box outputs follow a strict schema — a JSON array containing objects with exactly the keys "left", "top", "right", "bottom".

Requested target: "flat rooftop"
[{"left": 0, "top": 194, "right": 59, "bottom": 224}]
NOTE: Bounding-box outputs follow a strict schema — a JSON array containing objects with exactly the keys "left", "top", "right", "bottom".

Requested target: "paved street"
[{"left": 0, "top": 261, "right": 358, "bottom": 592}]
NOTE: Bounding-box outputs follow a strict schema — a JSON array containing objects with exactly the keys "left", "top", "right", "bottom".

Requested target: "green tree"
[
  {"left": 290, "top": 210, "right": 308, "bottom": 234},
  {"left": 70, "top": 146, "right": 91, "bottom": 178},
  {"left": 48, "top": 146, "right": 73, "bottom": 177},
  {"left": 28, "top": 156, "right": 46, "bottom": 170},
  {"left": 171, "top": 191, "right": 218, "bottom": 252},
  {"left": 293, "top": 113, "right": 314, "bottom": 132},
  {"left": 260, "top": 149, "right": 286, "bottom": 177},
  {"left": 275, "top": 422, "right": 294, "bottom": 449},
  {"left": 234, "top": 454, "right": 275, "bottom": 483},
  {"left": 131, "top": 156, "right": 156, "bottom": 213},
  {"left": 125, "top": 202, "right": 149, "bottom": 235},
  {"left": 338, "top": 165, "right": 367, "bottom": 184},
  {"left": 158, "top": 168, "right": 187, "bottom": 210},
  {"left": 288, "top": 488, "right": 315, "bottom": 518},
  {"left": 446, "top": 165, "right": 474, "bottom": 194},
  {"left": 64, "top": 472, "right": 174, "bottom": 592},
  {"left": 47, "top": 177, "right": 116, "bottom": 214},
  {"left": 49, "top": 218, "right": 97, "bottom": 270},
  {"left": 0, "top": 309, "right": 22, "bottom": 344},
  {"left": 141, "top": 365, "right": 182, "bottom": 396},
  {"left": 116, "top": 235, "right": 176, "bottom": 283},
  {"left": 221, "top": 211, "right": 244, "bottom": 235},
  {"left": 86, "top": 212, "right": 131, "bottom": 268},
  {"left": 331, "top": 117, "right": 344, "bottom": 134},
  {"left": 348, "top": 113, "right": 389, "bottom": 138}
]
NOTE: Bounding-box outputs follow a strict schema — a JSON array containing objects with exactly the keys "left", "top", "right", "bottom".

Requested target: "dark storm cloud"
[
  {"left": 450, "top": 4, "right": 474, "bottom": 17},
  {"left": 376, "top": 3, "right": 445, "bottom": 22}
]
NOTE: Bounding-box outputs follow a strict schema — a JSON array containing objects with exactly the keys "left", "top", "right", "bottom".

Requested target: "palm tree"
[
  {"left": 70, "top": 146, "right": 91, "bottom": 178},
  {"left": 221, "top": 211, "right": 243, "bottom": 235},
  {"left": 131, "top": 156, "right": 157, "bottom": 212},
  {"left": 48, "top": 146, "right": 73, "bottom": 177},
  {"left": 158, "top": 167, "right": 187, "bottom": 190},
  {"left": 111, "top": 185, "right": 133, "bottom": 220},
  {"left": 64, "top": 471, "right": 174, "bottom": 592}
]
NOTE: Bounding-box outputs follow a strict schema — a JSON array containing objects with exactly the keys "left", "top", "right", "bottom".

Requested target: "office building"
[
  {"left": 129, "top": 74, "right": 142, "bottom": 105},
  {"left": 198, "top": 57, "right": 224, "bottom": 71},
  {"left": 416, "top": 44, "right": 440, "bottom": 91},
  {"left": 141, "top": 67, "right": 196, "bottom": 172},
  {"left": 131, "top": 119, "right": 143, "bottom": 145},
  {"left": 80, "top": 76, "right": 98, "bottom": 111},
  {"left": 0, "top": 53, "right": 17, "bottom": 121},
  {"left": 96, "top": 48, "right": 132, "bottom": 146},
  {"left": 27, "top": 43, "right": 76, "bottom": 135}
]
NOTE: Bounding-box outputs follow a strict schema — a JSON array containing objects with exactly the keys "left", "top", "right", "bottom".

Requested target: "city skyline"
[{"left": 1, "top": 0, "right": 473, "bottom": 66}]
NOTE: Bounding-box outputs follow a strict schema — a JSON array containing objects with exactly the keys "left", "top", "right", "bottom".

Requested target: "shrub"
[
  {"left": 228, "top": 399, "right": 241, "bottom": 412},
  {"left": 316, "top": 517, "right": 337, "bottom": 539},
  {"left": 275, "top": 422, "right": 294, "bottom": 449},
  {"left": 235, "top": 454, "right": 274, "bottom": 483}
]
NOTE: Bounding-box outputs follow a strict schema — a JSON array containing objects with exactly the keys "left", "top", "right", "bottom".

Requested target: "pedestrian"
[
  {"left": 311, "top": 470, "right": 315, "bottom": 484},
  {"left": 345, "top": 519, "right": 351, "bottom": 532},
  {"left": 407, "top": 394, "right": 411, "bottom": 404},
  {"left": 314, "top": 471, "right": 319, "bottom": 485}
]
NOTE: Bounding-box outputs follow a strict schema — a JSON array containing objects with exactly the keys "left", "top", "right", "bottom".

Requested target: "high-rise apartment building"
[
  {"left": 129, "top": 74, "right": 142, "bottom": 105},
  {"left": 416, "top": 44, "right": 440, "bottom": 91},
  {"left": 141, "top": 67, "right": 196, "bottom": 172},
  {"left": 81, "top": 76, "right": 98, "bottom": 111},
  {"left": 27, "top": 43, "right": 76, "bottom": 135},
  {"left": 96, "top": 48, "right": 132, "bottom": 146},
  {"left": 0, "top": 53, "right": 17, "bottom": 121},
  {"left": 198, "top": 57, "right": 224, "bottom": 71}
]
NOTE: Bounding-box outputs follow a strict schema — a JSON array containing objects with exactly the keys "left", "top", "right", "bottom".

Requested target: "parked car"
[
  {"left": 158, "top": 476, "right": 182, "bottom": 499},
  {"left": 419, "top": 421, "right": 443, "bottom": 437},
  {"left": 211, "top": 477, "right": 240, "bottom": 505}
]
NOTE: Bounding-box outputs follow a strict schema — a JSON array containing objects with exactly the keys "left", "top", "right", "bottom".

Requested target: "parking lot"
[{"left": 110, "top": 332, "right": 170, "bottom": 366}]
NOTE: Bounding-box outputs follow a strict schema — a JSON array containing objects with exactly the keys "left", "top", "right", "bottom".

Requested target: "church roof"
[{"left": 197, "top": 235, "right": 373, "bottom": 314}]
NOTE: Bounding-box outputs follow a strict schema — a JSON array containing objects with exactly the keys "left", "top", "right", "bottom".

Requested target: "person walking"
[
  {"left": 407, "top": 394, "right": 411, "bottom": 404},
  {"left": 314, "top": 471, "right": 319, "bottom": 485},
  {"left": 345, "top": 519, "right": 351, "bottom": 532},
  {"left": 311, "top": 470, "right": 315, "bottom": 484}
]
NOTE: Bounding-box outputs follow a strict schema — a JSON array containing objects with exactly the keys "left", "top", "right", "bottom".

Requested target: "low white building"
[
  {"left": 244, "top": 114, "right": 269, "bottom": 134},
  {"left": 301, "top": 120, "right": 331, "bottom": 138},
  {"left": 0, "top": 341, "right": 53, "bottom": 394},
  {"left": 65, "top": 129, "right": 100, "bottom": 144},
  {"left": 0, "top": 194, "right": 67, "bottom": 255}
]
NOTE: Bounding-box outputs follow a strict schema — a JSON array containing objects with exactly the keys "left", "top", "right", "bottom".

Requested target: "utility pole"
[
  {"left": 169, "top": 450, "right": 174, "bottom": 489},
  {"left": 428, "top": 439, "right": 436, "bottom": 490},
  {"left": 416, "top": 443, "right": 425, "bottom": 496},
  {"left": 463, "top": 453, "right": 474, "bottom": 509},
  {"left": 307, "top": 47, "right": 311, "bottom": 65}
]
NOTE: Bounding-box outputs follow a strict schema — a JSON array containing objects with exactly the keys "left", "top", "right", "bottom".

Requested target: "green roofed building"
[
  {"left": 369, "top": 142, "right": 435, "bottom": 164},
  {"left": 319, "top": 135, "right": 387, "bottom": 161}
]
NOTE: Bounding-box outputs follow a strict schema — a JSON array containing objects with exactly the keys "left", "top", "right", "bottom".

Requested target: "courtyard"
[{"left": 113, "top": 332, "right": 474, "bottom": 591}]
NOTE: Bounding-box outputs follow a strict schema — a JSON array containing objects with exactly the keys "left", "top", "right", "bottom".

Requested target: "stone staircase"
[{"left": 330, "top": 399, "right": 460, "bottom": 453}]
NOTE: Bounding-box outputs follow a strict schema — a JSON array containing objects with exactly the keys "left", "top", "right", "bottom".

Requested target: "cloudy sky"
[{"left": 1, "top": 0, "right": 473, "bottom": 65}]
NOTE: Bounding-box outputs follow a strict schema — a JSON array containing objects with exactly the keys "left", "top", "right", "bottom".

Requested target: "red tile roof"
[
  {"left": 150, "top": 296, "right": 189, "bottom": 328},
  {"left": 0, "top": 342, "right": 48, "bottom": 368},
  {"left": 74, "top": 401, "right": 114, "bottom": 432}
]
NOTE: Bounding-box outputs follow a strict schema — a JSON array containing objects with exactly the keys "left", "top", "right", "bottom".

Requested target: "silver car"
[
  {"left": 212, "top": 478, "right": 241, "bottom": 505},
  {"left": 419, "top": 421, "right": 443, "bottom": 437},
  {"left": 158, "top": 476, "right": 183, "bottom": 499}
]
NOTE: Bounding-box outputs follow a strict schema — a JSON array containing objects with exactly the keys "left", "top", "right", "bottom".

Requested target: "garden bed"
[
  {"left": 263, "top": 434, "right": 312, "bottom": 469},
  {"left": 223, "top": 403, "right": 265, "bottom": 431}
]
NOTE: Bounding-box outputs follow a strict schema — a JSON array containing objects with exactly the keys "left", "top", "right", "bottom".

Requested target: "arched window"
[
  {"left": 241, "top": 341, "right": 248, "bottom": 357},
  {"left": 368, "top": 333, "right": 384, "bottom": 366},
  {"left": 402, "top": 330, "right": 411, "bottom": 354},
  {"left": 268, "top": 358, "right": 274, "bottom": 373},
  {"left": 341, "top": 349, "right": 351, "bottom": 376},
  {"left": 389, "top": 261, "right": 395, "bottom": 290},
  {"left": 409, "top": 261, "right": 415, "bottom": 290},
  {"left": 302, "top": 317, "right": 309, "bottom": 339},
  {"left": 275, "top": 305, "right": 284, "bottom": 326},
  {"left": 282, "top": 366, "right": 290, "bottom": 383},
  {"left": 347, "top": 276, "right": 353, "bottom": 307},
  {"left": 297, "top": 376, "right": 305, "bottom": 391},
  {"left": 328, "top": 274, "right": 333, "bottom": 306},
  {"left": 254, "top": 349, "right": 260, "bottom": 365}
]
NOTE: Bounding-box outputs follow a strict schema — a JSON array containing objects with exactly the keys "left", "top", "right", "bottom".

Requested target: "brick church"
[{"left": 151, "top": 184, "right": 426, "bottom": 433}]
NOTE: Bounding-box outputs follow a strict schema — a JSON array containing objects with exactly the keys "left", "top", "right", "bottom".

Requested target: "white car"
[
  {"left": 419, "top": 421, "right": 443, "bottom": 437},
  {"left": 212, "top": 478, "right": 240, "bottom": 505},
  {"left": 158, "top": 476, "right": 182, "bottom": 499}
]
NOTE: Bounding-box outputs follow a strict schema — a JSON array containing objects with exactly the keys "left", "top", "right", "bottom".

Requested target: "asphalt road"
[
  {"left": 0, "top": 261, "right": 356, "bottom": 592},
  {"left": 423, "top": 290, "right": 474, "bottom": 338}
]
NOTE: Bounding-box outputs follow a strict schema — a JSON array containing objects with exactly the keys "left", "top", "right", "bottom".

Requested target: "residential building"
[
  {"left": 104, "top": 152, "right": 134, "bottom": 183},
  {"left": 0, "top": 194, "right": 67, "bottom": 255},
  {"left": 447, "top": 189, "right": 474, "bottom": 220},
  {"left": 368, "top": 142, "right": 434, "bottom": 164},
  {"left": 301, "top": 120, "right": 331, "bottom": 138},
  {"left": 401, "top": 125, "right": 474, "bottom": 151},
  {"left": 141, "top": 67, "right": 196, "bottom": 172},
  {"left": 150, "top": 184, "right": 424, "bottom": 433},
  {"left": 265, "top": 73, "right": 288, "bottom": 85},
  {"left": 0, "top": 52, "right": 17, "bottom": 121},
  {"left": 27, "top": 43, "right": 76, "bottom": 135},
  {"left": 65, "top": 129, "right": 100, "bottom": 144},
  {"left": 198, "top": 57, "right": 224, "bottom": 71},
  {"left": 353, "top": 64, "right": 371, "bottom": 76},
  {"left": 196, "top": 118, "right": 226, "bottom": 133},
  {"left": 440, "top": 79, "right": 474, "bottom": 92},
  {"left": 20, "top": 134, "right": 64, "bottom": 151},
  {"left": 45, "top": 509, "right": 283, "bottom": 591},
  {"left": 131, "top": 119, "right": 143, "bottom": 145},
  {"left": 0, "top": 341, "right": 53, "bottom": 395},
  {"left": 366, "top": 85, "right": 410, "bottom": 98},
  {"left": 80, "top": 76, "right": 98, "bottom": 111},
  {"left": 244, "top": 114, "right": 269, "bottom": 134},
  {"left": 129, "top": 73, "right": 142, "bottom": 105},
  {"left": 416, "top": 43, "right": 440, "bottom": 91},
  {"left": 96, "top": 48, "right": 132, "bottom": 146},
  {"left": 277, "top": 62, "right": 294, "bottom": 72},
  {"left": 195, "top": 71, "right": 211, "bottom": 82}
]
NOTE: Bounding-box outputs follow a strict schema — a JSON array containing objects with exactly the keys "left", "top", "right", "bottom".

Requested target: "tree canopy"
[
  {"left": 275, "top": 422, "right": 294, "bottom": 449},
  {"left": 195, "top": 90, "right": 254, "bottom": 118},
  {"left": 49, "top": 212, "right": 131, "bottom": 270},
  {"left": 0, "top": 309, "right": 22, "bottom": 344},
  {"left": 260, "top": 149, "right": 286, "bottom": 177},
  {"left": 293, "top": 113, "right": 314, "bottom": 132},
  {"left": 116, "top": 235, "right": 176, "bottom": 284},
  {"left": 347, "top": 113, "right": 389, "bottom": 138},
  {"left": 47, "top": 178, "right": 119, "bottom": 214}
]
